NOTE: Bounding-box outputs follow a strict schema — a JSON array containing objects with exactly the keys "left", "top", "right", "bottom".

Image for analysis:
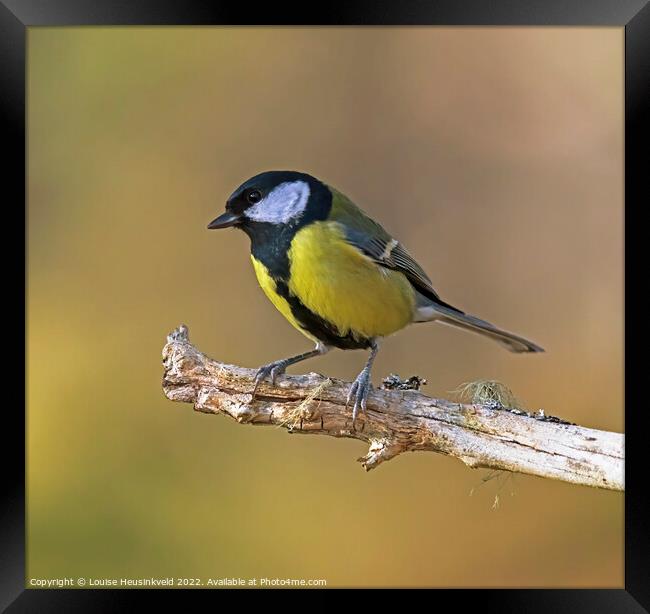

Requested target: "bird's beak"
[{"left": 207, "top": 211, "right": 242, "bottom": 229}]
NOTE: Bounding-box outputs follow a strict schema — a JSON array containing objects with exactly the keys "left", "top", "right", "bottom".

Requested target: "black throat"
[{"left": 239, "top": 180, "right": 332, "bottom": 281}]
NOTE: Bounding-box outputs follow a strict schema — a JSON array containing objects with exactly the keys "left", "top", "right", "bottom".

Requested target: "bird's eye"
[{"left": 246, "top": 189, "right": 262, "bottom": 204}]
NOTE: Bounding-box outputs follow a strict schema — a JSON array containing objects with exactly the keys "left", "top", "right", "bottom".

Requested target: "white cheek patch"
[{"left": 246, "top": 180, "right": 310, "bottom": 224}]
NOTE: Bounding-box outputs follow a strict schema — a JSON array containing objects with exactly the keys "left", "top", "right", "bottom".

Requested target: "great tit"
[{"left": 208, "top": 170, "right": 543, "bottom": 423}]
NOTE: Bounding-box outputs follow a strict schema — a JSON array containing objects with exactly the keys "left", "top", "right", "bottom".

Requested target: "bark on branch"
[{"left": 161, "top": 325, "right": 624, "bottom": 491}]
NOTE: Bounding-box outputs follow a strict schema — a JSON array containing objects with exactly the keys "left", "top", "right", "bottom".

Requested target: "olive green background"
[{"left": 27, "top": 27, "right": 623, "bottom": 587}]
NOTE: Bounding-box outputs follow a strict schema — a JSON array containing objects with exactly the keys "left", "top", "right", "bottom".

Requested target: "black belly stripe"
[{"left": 274, "top": 280, "right": 371, "bottom": 350}]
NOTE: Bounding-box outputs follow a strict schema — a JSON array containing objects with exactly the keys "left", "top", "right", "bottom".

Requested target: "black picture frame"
[{"left": 5, "top": 0, "right": 648, "bottom": 609}]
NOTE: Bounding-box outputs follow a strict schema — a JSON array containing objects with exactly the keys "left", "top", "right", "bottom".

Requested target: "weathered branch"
[{"left": 162, "top": 325, "right": 624, "bottom": 491}]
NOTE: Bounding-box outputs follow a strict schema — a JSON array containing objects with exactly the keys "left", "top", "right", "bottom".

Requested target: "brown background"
[{"left": 28, "top": 27, "right": 623, "bottom": 587}]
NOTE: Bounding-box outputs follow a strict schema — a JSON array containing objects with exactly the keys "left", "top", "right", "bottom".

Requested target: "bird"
[{"left": 208, "top": 170, "right": 543, "bottom": 424}]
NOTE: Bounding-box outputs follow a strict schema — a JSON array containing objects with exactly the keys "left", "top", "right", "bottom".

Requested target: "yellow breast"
[
  {"left": 286, "top": 221, "right": 415, "bottom": 340},
  {"left": 250, "top": 256, "right": 320, "bottom": 343}
]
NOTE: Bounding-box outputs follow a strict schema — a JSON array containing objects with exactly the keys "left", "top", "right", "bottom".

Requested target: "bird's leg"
[
  {"left": 346, "top": 339, "right": 380, "bottom": 426},
  {"left": 252, "top": 343, "right": 329, "bottom": 397}
]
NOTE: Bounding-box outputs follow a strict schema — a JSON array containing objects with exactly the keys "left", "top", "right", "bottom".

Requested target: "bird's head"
[{"left": 207, "top": 170, "right": 330, "bottom": 232}]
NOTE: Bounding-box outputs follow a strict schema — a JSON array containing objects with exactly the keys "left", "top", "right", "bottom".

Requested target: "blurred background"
[{"left": 27, "top": 27, "right": 623, "bottom": 588}]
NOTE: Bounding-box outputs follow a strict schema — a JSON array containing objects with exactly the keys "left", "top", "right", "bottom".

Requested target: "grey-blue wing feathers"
[{"left": 328, "top": 187, "right": 544, "bottom": 353}]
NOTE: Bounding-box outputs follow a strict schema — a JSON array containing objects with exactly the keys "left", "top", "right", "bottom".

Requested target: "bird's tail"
[{"left": 417, "top": 302, "right": 544, "bottom": 353}]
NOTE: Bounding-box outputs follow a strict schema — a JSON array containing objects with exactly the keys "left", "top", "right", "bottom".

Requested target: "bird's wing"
[{"left": 328, "top": 187, "right": 445, "bottom": 304}]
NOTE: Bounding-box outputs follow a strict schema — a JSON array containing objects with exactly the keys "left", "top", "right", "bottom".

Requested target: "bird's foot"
[
  {"left": 346, "top": 368, "right": 373, "bottom": 427},
  {"left": 252, "top": 360, "right": 288, "bottom": 398}
]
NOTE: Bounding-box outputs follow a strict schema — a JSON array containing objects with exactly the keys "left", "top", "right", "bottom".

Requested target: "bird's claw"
[
  {"left": 346, "top": 369, "right": 372, "bottom": 428},
  {"left": 252, "top": 361, "right": 287, "bottom": 398}
]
